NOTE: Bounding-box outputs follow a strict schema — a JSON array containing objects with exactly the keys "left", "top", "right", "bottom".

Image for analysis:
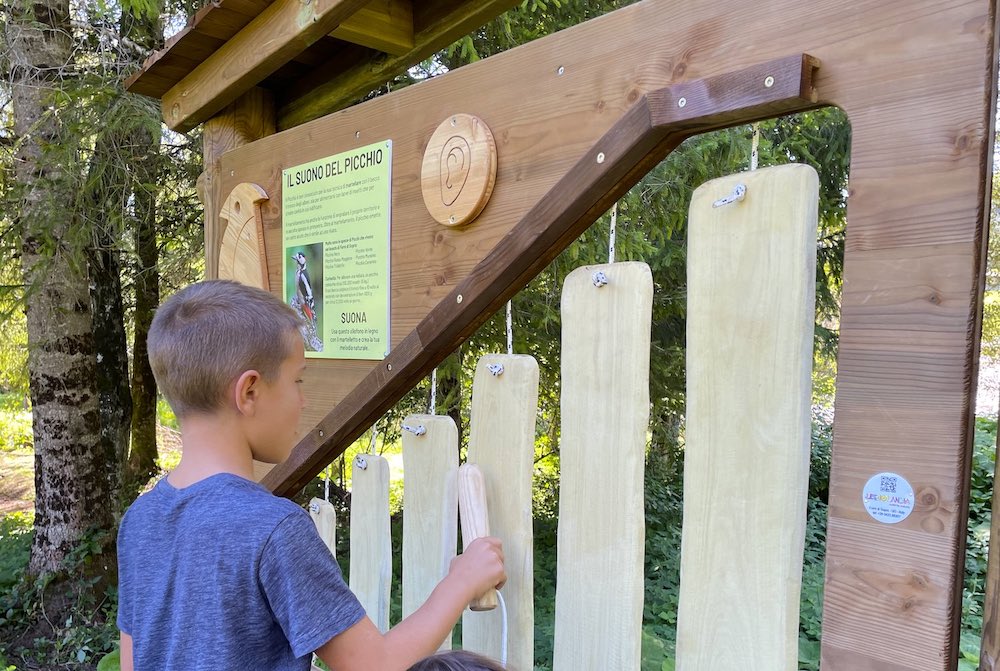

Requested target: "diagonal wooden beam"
[
  {"left": 277, "top": 0, "right": 520, "bottom": 129},
  {"left": 161, "top": 0, "right": 372, "bottom": 133},
  {"left": 330, "top": 0, "right": 413, "bottom": 56},
  {"left": 263, "top": 53, "right": 820, "bottom": 497}
]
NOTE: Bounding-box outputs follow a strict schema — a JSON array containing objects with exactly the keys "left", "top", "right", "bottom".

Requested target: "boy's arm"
[
  {"left": 120, "top": 632, "right": 133, "bottom": 671},
  {"left": 315, "top": 536, "right": 504, "bottom": 671}
]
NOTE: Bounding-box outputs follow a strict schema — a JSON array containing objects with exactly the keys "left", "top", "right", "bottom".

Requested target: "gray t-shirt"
[{"left": 117, "top": 473, "right": 366, "bottom": 670}]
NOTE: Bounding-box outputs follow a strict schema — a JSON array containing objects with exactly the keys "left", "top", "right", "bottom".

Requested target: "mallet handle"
[{"left": 458, "top": 463, "right": 498, "bottom": 611}]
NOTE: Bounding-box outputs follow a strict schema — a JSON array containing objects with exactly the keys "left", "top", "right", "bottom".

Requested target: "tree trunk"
[
  {"left": 128, "top": 127, "right": 160, "bottom": 490},
  {"left": 120, "top": 10, "right": 163, "bottom": 493},
  {"left": 89, "top": 231, "right": 131, "bottom": 508},
  {"left": 85, "top": 129, "right": 133, "bottom": 505},
  {"left": 8, "top": 0, "right": 115, "bottom": 574}
]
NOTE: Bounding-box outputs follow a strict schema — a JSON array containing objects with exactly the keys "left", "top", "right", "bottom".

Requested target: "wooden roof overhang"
[{"left": 125, "top": 0, "right": 519, "bottom": 131}]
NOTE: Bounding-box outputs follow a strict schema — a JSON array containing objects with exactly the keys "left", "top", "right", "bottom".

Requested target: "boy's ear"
[{"left": 233, "top": 369, "right": 263, "bottom": 416}]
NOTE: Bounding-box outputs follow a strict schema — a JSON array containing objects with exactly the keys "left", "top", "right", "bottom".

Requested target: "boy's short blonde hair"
[{"left": 148, "top": 280, "right": 302, "bottom": 417}]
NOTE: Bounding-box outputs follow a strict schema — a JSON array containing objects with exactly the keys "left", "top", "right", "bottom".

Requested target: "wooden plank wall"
[{"left": 215, "top": 0, "right": 1000, "bottom": 668}]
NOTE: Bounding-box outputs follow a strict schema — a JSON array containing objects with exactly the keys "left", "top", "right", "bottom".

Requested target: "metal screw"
[
  {"left": 596, "top": 152, "right": 605, "bottom": 164},
  {"left": 448, "top": 215, "right": 456, "bottom": 224},
  {"left": 764, "top": 75, "right": 775, "bottom": 88},
  {"left": 318, "top": 430, "right": 324, "bottom": 437},
  {"left": 457, "top": 294, "right": 464, "bottom": 304},
  {"left": 387, "top": 363, "right": 393, "bottom": 371},
  {"left": 451, "top": 117, "right": 457, "bottom": 126},
  {"left": 355, "top": 130, "right": 360, "bottom": 138},
  {"left": 230, "top": 170, "right": 235, "bottom": 177},
  {"left": 557, "top": 66, "right": 565, "bottom": 76},
  {"left": 355, "top": 455, "right": 368, "bottom": 470},
  {"left": 677, "top": 97, "right": 687, "bottom": 108}
]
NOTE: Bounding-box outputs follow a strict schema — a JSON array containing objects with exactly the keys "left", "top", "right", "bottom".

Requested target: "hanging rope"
[
  {"left": 750, "top": 122, "right": 760, "bottom": 171},
  {"left": 608, "top": 201, "right": 618, "bottom": 264},
  {"left": 324, "top": 467, "right": 330, "bottom": 502},
  {"left": 505, "top": 300, "right": 513, "bottom": 356},
  {"left": 429, "top": 368, "right": 437, "bottom": 414}
]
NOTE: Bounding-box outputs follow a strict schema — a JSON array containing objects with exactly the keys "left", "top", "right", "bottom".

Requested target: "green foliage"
[
  {"left": 0, "top": 513, "right": 32, "bottom": 591},
  {"left": 0, "top": 393, "right": 32, "bottom": 453},
  {"left": 0, "top": 521, "right": 119, "bottom": 668},
  {"left": 963, "top": 416, "right": 995, "bottom": 656}
]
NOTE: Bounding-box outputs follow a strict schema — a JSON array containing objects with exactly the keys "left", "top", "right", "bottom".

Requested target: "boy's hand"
[{"left": 449, "top": 536, "right": 506, "bottom": 602}]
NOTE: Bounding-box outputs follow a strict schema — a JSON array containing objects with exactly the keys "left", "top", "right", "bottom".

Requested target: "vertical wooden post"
[{"left": 198, "top": 87, "right": 275, "bottom": 280}]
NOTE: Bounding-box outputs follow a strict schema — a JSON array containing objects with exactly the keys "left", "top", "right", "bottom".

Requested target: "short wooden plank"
[
  {"left": 309, "top": 497, "right": 338, "bottom": 557},
  {"left": 331, "top": 0, "right": 413, "bottom": 56},
  {"left": 462, "top": 354, "right": 538, "bottom": 669},
  {"left": 677, "top": 165, "right": 817, "bottom": 670},
  {"left": 402, "top": 414, "right": 458, "bottom": 649},
  {"left": 552, "top": 262, "right": 651, "bottom": 671},
  {"left": 350, "top": 453, "right": 392, "bottom": 633},
  {"left": 161, "top": 0, "right": 371, "bottom": 132}
]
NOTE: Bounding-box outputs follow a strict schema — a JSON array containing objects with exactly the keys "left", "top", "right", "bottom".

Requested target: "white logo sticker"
[{"left": 862, "top": 472, "right": 915, "bottom": 524}]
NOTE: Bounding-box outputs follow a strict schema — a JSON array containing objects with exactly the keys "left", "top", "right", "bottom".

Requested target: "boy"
[{"left": 117, "top": 280, "right": 505, "bottom": 670}]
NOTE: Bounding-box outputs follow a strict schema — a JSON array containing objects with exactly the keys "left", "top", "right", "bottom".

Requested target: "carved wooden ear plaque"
[
  {"left": 421, "top": 114, "right": 497, "bottom": 227},
  {"left": 218, "top": 182, "right": 270, "bottom": 289}
]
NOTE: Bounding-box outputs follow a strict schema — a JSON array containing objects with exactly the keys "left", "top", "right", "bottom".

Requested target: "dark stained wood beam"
[{"left": 263, "top": 53, "right": 820, "bottom": 496}]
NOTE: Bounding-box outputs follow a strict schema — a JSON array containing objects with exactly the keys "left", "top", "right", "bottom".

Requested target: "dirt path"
[{"left": 0, "top": 450, "right": 34, "bottom": 514}]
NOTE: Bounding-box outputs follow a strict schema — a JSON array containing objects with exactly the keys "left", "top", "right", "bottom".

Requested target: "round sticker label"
[{"left": 862, "top": 472, "right": 915, "bottom": 524}]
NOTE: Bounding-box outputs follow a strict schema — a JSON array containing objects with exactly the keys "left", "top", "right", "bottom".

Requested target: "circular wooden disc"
[{"left": 421, "top": 114, "right": 497, "bottom": 227}]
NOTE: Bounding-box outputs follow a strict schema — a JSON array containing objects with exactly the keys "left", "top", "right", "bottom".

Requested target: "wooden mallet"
[{"left": 458, "top": 463, "right": 498, "bottom": 611}]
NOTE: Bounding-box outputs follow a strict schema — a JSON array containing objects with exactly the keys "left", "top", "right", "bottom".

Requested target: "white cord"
[
  {"left": 750, "top": 122, "right": 760, "bottom": 171},
  {"left": 608, "top": 201, "right": 618, "bottom": 264},
  {"left": 496, "top": 589, "right": 508, "bottom": 667},
  {"left": 430, "top": 368, "right": 437, "bottom": 415},
  {"left": 505, "top": 301, "right": 513, "bottom": 355}
]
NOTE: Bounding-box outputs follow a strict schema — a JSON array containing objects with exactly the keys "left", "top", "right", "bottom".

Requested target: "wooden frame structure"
[{"left": 129, "top": 0, "right": 1000, "bottom": 668}]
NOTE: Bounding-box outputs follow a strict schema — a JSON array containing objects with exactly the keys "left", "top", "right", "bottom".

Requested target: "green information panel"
[{"left": 282, "top": 140, "right": 392, "bottom": 360}]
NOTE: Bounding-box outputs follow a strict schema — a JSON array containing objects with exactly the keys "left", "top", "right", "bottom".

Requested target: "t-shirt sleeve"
[
  {"left": 115, "top": 510, "right": 134, "bottom": 635},
  {"left": 258, "top": 508, "right": 368, "bottom": 658}
]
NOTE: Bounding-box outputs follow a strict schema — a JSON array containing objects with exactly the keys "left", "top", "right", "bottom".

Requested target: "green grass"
[{"left": 0, "top": 394, "right": 31, "bottom": 454}]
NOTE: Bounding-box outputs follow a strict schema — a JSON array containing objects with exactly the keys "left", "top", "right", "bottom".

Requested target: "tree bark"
[
  {"left": 128, "top": 125, "right": 160, "bottom": 490},
  {"left": 8, "top": 0, "right": 115, "bottom": 574}
]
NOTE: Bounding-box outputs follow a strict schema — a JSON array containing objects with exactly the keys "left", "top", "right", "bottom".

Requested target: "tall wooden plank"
[
  {"left": 349, "top": 453, "right": 392, "bottom": 633},
  {"left": 462, "top": 354, "right": 538, "bottom": 669},
  {"left": 553, "top": 262, "right": 651, "bottom": 671},
  {"left": 677, "top": 165, "right": 817, "bottom": 670},
  {"left": 402, "top": 414, "right": 458, "bottom": 649}
]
